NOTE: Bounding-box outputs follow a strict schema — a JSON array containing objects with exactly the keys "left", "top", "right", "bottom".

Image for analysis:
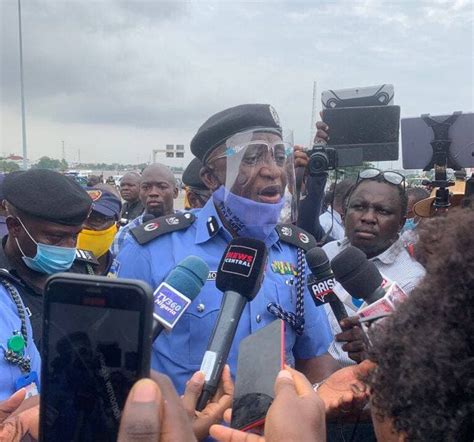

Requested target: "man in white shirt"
[
  {"left": 323, "top": 169, "right": 426, "bottom": 366},
  {"left": 319, "top": 179, "right": 355, "bottom": 241}
]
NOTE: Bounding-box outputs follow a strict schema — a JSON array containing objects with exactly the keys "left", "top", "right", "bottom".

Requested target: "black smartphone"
[
  {"left": 39, "top": 273, "right": 153, "bottom": 442},
  {"left": 231, "top": 319, "right": 285, "bottom": 431}
]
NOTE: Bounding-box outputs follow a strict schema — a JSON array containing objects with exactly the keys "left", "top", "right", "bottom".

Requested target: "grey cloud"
[
  {"left": 1, "top": 0, "right": 193, "bottom": 128},
  {"left": 1, "top": 0, "right": 472, "bottom": 161}
]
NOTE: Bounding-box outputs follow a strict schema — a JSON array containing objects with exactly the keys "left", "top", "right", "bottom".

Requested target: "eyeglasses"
[
  {"left": 206, "top": 141, "right": 293, "bottom": 167},
  {"left": 357, "top": 168, "right": 406, "bottom": 189}
]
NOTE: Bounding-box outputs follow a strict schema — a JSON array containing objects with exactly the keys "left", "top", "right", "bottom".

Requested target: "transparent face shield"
[{"left": 207, "top": 129, "right": 297, "bottom": 226}]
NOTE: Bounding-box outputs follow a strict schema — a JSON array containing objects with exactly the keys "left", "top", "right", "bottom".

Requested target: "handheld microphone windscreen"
[
  {"left": 331, "top": 246, "right": 383, "bottom": 301},
  {"left": 216, "top": 238, "right": 267, "bottom": 300},
  {"left": 165, "top": 255, "right": 210, "bottom": 300},
  {"left": 306, "top": 247, "right": 332, "bottom": 279}
]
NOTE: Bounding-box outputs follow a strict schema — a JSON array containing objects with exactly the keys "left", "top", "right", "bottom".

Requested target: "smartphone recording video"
[{"left": 39, "top": 274, "right": 153, "bottom": 442}]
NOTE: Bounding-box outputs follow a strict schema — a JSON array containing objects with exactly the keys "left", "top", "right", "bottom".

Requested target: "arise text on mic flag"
[{"left": 305, "top": 247, "right": 348, "bottom": 324}]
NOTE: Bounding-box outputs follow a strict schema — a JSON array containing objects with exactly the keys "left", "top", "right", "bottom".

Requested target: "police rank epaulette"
[
  {"left": 75, "top": 249, "right": 99, "bottom": 265},
  {"left": 275, "top": 224, "right": 317, "bottom": 252},
  {"left": 130, "top": 212, "right": 196, "bottom": 245}
]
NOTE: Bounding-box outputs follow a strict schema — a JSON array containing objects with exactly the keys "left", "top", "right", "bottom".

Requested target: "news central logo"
[
  {"left": 152, "top": 282, "right": 191, "bottom": 329},
  {"left": 220, "top": 245, "right": 257, "bottom": 278},
  {"left": 309, "top": 277, "right": 336, "bottom": 305}
]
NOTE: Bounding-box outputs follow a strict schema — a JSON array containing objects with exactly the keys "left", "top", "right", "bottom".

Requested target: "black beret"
[
  {"left": 4, "top": 169, "right": 92, "bottom": 225},
  {"left": 190, "top": 103, "right": 282, "bottom": 162},
  {"left": 182, "top": 158, "right": 207, "bottom": 190}
]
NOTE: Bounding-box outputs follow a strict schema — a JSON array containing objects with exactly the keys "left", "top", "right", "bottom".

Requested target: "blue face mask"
[
  {"left": 15, "top": 218, "right": 77, "bottom": 274},
  {"left": 213, "top": 185, "right": 284, "bottom": 244}
]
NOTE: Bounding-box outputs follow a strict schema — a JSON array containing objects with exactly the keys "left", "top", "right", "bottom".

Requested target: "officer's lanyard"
[
  {"left": 267, "top": 247, "right": 306, "bottom": 335},
  {"left": 1, "top": 278, "right": 31, "bottom": 373}
]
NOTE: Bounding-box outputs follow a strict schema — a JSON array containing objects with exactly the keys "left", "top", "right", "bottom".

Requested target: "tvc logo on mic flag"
[
  {"left": 220, "top": 245, "right": 257, "bottom": 278},
  {"left": 153, "top": 282, "right": 191, "bottom": 329}
]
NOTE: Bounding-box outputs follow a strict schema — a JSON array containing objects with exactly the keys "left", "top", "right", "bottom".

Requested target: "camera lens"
[{"left": 309, "top": 151, "right": 329, "bottom": 175}]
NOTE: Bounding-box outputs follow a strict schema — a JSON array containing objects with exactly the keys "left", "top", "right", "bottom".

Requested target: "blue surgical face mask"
[
  {"left": 213, "top": 185, "right": 284, "bottom": 244},
  {"left": 15, "top": 217, "right": 77, "bottom": 274}
]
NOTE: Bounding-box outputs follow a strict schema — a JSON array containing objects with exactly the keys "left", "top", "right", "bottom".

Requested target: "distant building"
[{"left": 153, "top": 144, "right": 187, "bottom": 171}]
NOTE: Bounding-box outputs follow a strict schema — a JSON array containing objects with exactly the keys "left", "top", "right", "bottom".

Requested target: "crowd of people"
[{"left": 0, "top": 103, "right": 472, "bottom": 441}]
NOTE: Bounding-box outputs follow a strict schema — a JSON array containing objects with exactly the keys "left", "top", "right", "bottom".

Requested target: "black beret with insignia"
[
  {"left": 190, "top": 103, "right": 282, "bottom": 163},
  {"left": 4, "top": 169, "right": 92, "bottom": 225},
  {"left": 182, "top": 157, "right": 207, "bottom": 190}
]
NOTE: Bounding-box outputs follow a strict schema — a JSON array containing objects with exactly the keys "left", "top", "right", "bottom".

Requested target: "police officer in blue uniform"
[
  {"left": 115, "top": 104, "right": 334, "bottom": 394},
  {"left": 0, "top": 280, "right": 40, "bottom": 400},
  {"left": 0, "top": 169, "right": 95, "bottom": 348}
]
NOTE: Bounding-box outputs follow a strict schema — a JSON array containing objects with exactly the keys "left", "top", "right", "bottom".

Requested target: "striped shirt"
[{"left": 111, "top": 214, "right": 144, "bottom": 257}]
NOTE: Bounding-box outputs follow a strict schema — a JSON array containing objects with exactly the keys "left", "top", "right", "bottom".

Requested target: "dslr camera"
[{"left": 307, "top": 145, "right": 337, "bottom": 175}]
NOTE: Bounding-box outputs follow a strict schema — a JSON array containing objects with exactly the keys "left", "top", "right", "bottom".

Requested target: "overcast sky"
[{"left": 1, "top": 0, "right": 473, "bottom": 166}]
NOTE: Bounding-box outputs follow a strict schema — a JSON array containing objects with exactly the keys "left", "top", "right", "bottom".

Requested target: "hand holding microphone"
[
  {"left": 335, "top": 316, "right": 367, "bottom": 363},
  {"left": 329, "top": 246, "right": 409, "bottom": 363},
  {"left": 196, "top": 237, "right": 267, "bottom": 411},
  {"left": 182, "top": 365, "right": 234, "bottom": 441}
]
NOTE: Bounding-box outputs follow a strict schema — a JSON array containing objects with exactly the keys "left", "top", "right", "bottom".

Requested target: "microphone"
[
  {"left": 152, "top": 256, "right": 209, "bottom": 340},
  {"left": 305, "top": 247, "right": 348, "bottom": 323},
  {"left": 331, "top": 246, "right": 408, "bottom": 323},
  {"left": 196, "top": 237, "right": 268, "bottom": 411},
  {"left": 331, "top": 246, "right": 385, "bottom": 304}
]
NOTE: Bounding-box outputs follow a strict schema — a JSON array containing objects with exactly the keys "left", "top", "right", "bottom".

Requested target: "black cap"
[
  {"left": 182, "top": 158, "right": 207, "bottom": 190},
  {"left": 190, "top": 103, "right": 282, "bottom": 162},
  {"left": 4, "top": 169, "right": 92, "bottom": 225}
]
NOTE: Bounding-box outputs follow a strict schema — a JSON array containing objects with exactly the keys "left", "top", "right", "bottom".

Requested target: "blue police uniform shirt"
[
  {"left": 0, "top": 285, "right": 41, "bottom": 400},
  {"left": 115, "top": 199, "right": 332, "bottom": 394}
]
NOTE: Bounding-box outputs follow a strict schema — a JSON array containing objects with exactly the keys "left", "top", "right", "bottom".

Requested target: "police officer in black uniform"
[{"left": 0, "top": 169, "right": 97, "bottom": 347}]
